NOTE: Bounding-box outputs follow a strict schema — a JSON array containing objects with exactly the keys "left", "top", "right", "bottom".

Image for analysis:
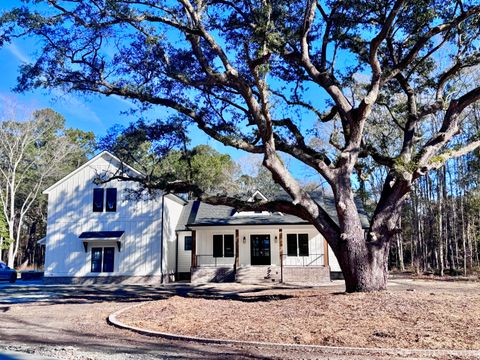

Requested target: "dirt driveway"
[{"left": 0, "top": 280, "right": 479, "bottom": 360}]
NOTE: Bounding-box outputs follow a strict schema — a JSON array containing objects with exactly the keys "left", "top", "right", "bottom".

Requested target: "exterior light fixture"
[
  {"left": 243, "top": 236, "right": 246, "bottom": 244},
  {"left": 274, "top": 235, "right": 278, "bottom": 243}
]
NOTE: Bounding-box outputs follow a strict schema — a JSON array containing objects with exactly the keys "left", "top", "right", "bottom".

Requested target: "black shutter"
[
  {"left": 91, "top": 247, "right": 102, "bottom": 272},
  {"left": 184, "top": 236, "right": 192, "bottom": 251},
  {"left": 213, "top": 235, "right": 223, "bottom": 257},
  {"left": 106, "top": 188, "right": 117, "bottom": 212},
  {"left": 223, "top": 235, "right": 234, "bottom": 257},
  {"left": 93, "top": 189, "right": 104, "bottom": 212},
  {"left": 103, "top": 247, "right": 115, "bottom": 272},
  {"left": 286, "top": 234, "right": 298, "bottom": 256},
  {"left": 298, "top": 234, "right": 309, "bottom": 256}
]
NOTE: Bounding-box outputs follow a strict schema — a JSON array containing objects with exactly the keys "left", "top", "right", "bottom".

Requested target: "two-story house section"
[{"left": 42, "top": 151, "right": 185, "bottom": 284}]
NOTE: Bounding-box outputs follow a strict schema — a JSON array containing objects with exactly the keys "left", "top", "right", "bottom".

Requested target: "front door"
[{"left": 250, "top": 235, "right": 271, "bottom": 265}]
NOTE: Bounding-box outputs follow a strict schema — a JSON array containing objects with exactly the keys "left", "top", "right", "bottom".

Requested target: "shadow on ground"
[{"left": 0, "top": 281, "right": 341, "bottom": 306}]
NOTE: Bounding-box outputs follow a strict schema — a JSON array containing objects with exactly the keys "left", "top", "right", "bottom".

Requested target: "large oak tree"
[{"left": 1, "top": 0, "right": 480, "bottom": 291}]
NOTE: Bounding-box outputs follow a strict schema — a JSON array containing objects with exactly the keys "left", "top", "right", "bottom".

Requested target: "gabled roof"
[
  {"left": 43, "top": 151, "right": 144, "bottom": 194},
  {"left": 247, "top": 190, "right": 268, "bottom": 202},
  {"left": 176, "top": 191, "right": 370, "bottom": 230}
]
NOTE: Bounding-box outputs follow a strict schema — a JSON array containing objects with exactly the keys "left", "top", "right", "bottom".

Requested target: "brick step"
[
  {"left": 236, "top": 266, "right": 280, "bottom": 284},
  {"left": 191, "top": 267, "right": 235, "bottom": 283}
]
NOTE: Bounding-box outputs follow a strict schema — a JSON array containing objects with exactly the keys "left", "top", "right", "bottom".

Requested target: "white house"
[
  {"left": 42, "top": 151, "right": 368, "bottom": 284},
  {"left": 42, "top": 151, "right": 186, "bottom": 284}
]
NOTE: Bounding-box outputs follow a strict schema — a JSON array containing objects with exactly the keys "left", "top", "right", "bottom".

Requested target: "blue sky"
[
  {"left": 0, "top": 36, "right": 252, "bottom": 156},
  {"left": 0, "top": 1, "right": 327, "bottom": 184}
]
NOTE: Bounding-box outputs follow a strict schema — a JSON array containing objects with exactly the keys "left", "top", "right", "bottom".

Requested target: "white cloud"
[
  {"left": 111, "top": 94, "right": 134, "bottom": 106},
  {"left": 6, "top": 43, "right": 30, "bottom": 63},
  {"left": 52, "top": 90, "right": 105, "bottom": 129},
  {"left": 4, "top": 42, "right": 109, "bottom": 130}
]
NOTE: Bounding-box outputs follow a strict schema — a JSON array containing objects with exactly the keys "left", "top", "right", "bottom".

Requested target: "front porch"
[{"left": 189, "top": 226, "right": 331, "bottom": 284}]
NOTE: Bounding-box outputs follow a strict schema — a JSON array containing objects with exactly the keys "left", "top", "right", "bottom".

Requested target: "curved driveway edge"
[{"left": 108, "top": 303, "right": 480, "bottom": 359}]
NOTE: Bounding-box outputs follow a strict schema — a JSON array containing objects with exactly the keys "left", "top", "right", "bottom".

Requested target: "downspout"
[{"left": 160, "top": 193, "right": 166, "bottom": 283}]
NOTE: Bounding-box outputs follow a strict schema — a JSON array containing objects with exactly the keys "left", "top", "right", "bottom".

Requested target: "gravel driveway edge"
[{"left": 107, "top": 302, "right": 480, "bottom": 358}]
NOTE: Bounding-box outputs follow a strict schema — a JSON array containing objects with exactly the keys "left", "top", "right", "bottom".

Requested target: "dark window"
[
  {"left": 102, "top": 247, "right": 115, "bottom": 272},
  {"left": 213, "top": 235, "right": 223, "bottom": 257},
  {"left": 91, "top": 247, "right": 102, "bottom": 272},
  {"left": 105, "top": 188, "right": 117, "bottom": 212},
  {"left": 286, "top": 234, "right": 298, "bottom": 256},
  {"left": 213, "top": 234, "right": 235, "bottom": 257},
  {"left": 91, "top": 247, "right": 115, "bottom": 273},
  {"left": 93, "top": 189, "right": 104, "bottom": 212},
  {"left": 224, "top": 235, "right": 234, "bottom": 257},
  {"left": 298, "top": 234, "right": 309, "bottom": 256},
  {"left": 184, "top": 236, "right": 193, "bottom": 251}
]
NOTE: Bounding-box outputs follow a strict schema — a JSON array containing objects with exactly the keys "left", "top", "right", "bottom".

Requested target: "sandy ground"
[
  {"left": 0, "top": 279, "right": 479, "bottom": 359},
  {"left": 118, "top": 279, "right": 480, "bottom": 350}
]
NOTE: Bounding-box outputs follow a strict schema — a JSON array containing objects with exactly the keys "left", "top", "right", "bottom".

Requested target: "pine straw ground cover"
[{"left": 118, "top": 281, "right": 480, "bottom": 350}]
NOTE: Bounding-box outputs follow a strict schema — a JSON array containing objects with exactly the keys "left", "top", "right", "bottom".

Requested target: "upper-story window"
[
  {"left": 93, "top": 188, "right": 104, "bottom": 212},
  {"left": 92, "top": 188, "right": 117, "bottom": 212},
  {"left": 106, "top": 188, "right": 117, "bottom": 212}
]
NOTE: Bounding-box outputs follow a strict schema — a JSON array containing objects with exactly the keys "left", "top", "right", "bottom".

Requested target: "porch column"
[
  {"left": 324, "top": 237, "right": 329, "bottom": 268},
  {"left": 191, "top": 230, "right": 197, "bottom": 268},
  {"left": 234, "top": 229, "right": 239, "bottom": 271},
  {"left": 279, "top": 228, "right": 283, "bottom": 283}
]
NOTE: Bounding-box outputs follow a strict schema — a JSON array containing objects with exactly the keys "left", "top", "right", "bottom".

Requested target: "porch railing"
[
  {"left": 195, "top": 254, "right": 235, "bottom": 268},
  {"left": 281, "top": 253, "right": 325, "bottom": 267}
]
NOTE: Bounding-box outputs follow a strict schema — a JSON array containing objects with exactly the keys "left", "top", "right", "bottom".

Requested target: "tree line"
[
  {"left": 366, "top": 103, "right": 480, "bottom": 276},
  {"left": 0, "top": 106, "right": 95, "bottom": 268}
]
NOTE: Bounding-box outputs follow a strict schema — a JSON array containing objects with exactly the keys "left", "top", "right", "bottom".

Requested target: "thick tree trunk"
[
  {"left": 330, "top": 170, "right": 410, "bottom": 292},
  {"left": 334, "top": 232, "right": 389, "bottom": 292}
]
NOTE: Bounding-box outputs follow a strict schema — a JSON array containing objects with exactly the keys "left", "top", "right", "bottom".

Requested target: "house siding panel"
[{"left": 177, "top": 231, "right": 193, "bottom": 273}]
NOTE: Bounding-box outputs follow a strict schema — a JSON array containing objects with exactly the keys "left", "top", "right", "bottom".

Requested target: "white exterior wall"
[
  {"left": 194, "top": 228, "right": 237, "bottom": 267},
  {"left": 162, "top": 196, "right": 185, "bottom": 278},
  {"left": 237, "top": 227, "right": 280, "bottom": 266},
  {"left": 282, "top": 227, "right": 325, "bottom": 267},
  {"left": 190, "top": 224, "right": 339, "bottom": 270},
  {"left": 328, "top": 245, "right": 341, "bottom": 272},
  {"left": 177, "top": 231, "right": 193, "bottom": 273},
  {"left": 43, "top": 153, "right": 174, "bottom": 279}
]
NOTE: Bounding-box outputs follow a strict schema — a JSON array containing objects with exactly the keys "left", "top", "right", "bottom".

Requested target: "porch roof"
[
  {"left": 176, "top": 191, "right": 370, "bottom": 230},
  {"left": 79, "top": 231, "right": 125, "bottom": 239}
]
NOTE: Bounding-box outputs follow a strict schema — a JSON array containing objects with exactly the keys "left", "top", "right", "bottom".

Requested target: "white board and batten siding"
[
  {"left": 185, "top": 224, "right": 341, "bottom": 271},
  {"left": 282, "top": 227, "right": 325, "bottom": 267},
  {"left": 177, "top": 231, "right": 193, "bottom": 273},
  {"left": 162, "top": 196, "right": 185, "bottom": 278},
  {"left": 43, "top": 152, "right": 181, "bottom": 280}
]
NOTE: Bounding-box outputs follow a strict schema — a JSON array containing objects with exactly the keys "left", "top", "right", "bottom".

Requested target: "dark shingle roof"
[{"left": 176, "top": 191, "right": 370, "bottom": 230}]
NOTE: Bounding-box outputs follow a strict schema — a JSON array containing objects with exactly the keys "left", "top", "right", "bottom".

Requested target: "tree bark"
[{"left": 333, "top": 231, "right": 389, "bottom": 292}]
